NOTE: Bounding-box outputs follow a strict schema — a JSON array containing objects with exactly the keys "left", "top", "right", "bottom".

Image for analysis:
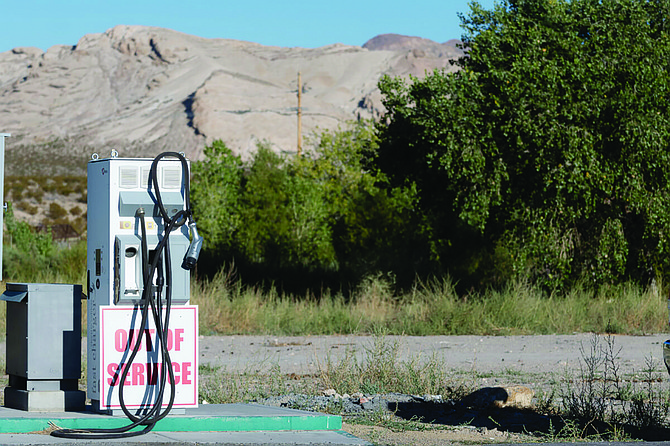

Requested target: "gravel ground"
[
  {"left": 251, "top": 392, "right": 542, "bottom": 444},
  {"left": 198, "top": 333, "right": 670, "bottom": 444}
]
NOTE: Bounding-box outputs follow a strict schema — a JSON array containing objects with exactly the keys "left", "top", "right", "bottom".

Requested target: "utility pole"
[{"left": 297, "top": 72, "right": 302, "bottom": 156}]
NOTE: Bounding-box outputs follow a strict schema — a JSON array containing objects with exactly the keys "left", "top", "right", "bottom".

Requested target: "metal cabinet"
[{"left": 1, "top": 283, "right": 85, "bottom": 411}]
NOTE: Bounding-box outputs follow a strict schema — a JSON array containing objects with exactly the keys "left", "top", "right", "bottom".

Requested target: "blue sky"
[{"left": 0, "top": 0, "right": 497, "bottom": 54}]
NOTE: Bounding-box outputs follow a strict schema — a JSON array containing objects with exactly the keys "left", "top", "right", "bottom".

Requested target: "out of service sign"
[{"left": 99, "top": 305, "right": 198, "bottom": 409}]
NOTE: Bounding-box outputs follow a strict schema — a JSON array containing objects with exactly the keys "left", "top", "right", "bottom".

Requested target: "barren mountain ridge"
[{"left": 0, "top": 27, "right": 462, "bottom": 173}]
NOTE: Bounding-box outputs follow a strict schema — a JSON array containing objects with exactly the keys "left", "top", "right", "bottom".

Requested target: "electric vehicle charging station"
[
  {"left": 86, "top": 151, "right": 200, "bottom": 416},
  {"left": 0, "top": 142, "right": 348, "bottom": 441}
]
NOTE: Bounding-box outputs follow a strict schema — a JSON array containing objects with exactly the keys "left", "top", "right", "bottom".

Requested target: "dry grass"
[
  {"left": 0, "top": 262, "right": 666, "bottom": 339},
  {"left": 190, "top": 269, "right": 668, "bottom": 336}
]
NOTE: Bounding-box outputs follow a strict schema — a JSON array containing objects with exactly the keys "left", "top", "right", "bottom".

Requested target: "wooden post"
[{"left": 297, "top": 72, "right": 302, "bottom": 156}]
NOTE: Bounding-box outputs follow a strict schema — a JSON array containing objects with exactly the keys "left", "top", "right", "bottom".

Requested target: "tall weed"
[{"left": 559, "top": 335, "right": 670, "bottom": 439}]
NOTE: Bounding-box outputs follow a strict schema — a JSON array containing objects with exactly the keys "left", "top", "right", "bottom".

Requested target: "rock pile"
[{"left": 252, "top": 386, "right": 534, "bottom": 417}]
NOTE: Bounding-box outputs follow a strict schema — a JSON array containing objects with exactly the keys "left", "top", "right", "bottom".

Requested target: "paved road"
[{"left": 0, "top": 333, "right": 668, "bottom": 376}]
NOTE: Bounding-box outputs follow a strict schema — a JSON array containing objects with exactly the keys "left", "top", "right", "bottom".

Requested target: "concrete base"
[
  {"left": 4, "top": 388, "right": 86, "bottom": 412},
  {"left": 0, "top": 403, "right": 369, "bottom": 445},
  {"left": 0, "top": 403, "right": 342, "bottom": 433}
]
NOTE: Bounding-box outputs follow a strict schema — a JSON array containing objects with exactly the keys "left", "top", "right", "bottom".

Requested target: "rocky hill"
[
  {"left": 363, "top": 33, "right": 464, "bottom": 58},
  {"left": 0, "top": 26, "right": 461, "bottom": 175}
]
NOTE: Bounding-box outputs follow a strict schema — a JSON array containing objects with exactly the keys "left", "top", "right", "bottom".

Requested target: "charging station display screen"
[{"left": 99, "top": 305, "right": 198, "bottom": 409}]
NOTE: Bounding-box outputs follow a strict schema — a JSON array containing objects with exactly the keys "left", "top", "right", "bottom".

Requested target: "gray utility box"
[{"left": 1, "top": 283, "right": 85, "bottom": 411}]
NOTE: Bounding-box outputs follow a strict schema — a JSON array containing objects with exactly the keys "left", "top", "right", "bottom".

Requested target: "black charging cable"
[{"left": 52, "top": 152, "right": 200, "bottom": 439}]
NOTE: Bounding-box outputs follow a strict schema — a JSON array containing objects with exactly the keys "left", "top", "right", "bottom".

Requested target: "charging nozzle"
[{"left": 182, "top": 222, "right": 203, "bottom": 270}]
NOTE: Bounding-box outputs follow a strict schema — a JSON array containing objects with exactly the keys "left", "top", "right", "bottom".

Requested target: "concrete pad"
[
  {"left": 0, "top": 403, "right": 370, "bottom": 445},
  {"left": 0, "top": 430, "right": 371, "bottom": 445},
  {"left": 0, "top": 403, "right": 342, "bottom": 433}
]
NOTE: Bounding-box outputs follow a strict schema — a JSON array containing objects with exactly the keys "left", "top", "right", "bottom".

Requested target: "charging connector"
[{"left": 182, "top": 222, "right": 203, "bottom": 270}]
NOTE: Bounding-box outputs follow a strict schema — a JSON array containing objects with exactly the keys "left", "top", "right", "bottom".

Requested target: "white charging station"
[{"left": 86, "top": 152, "right": 198, "bottom": 414}]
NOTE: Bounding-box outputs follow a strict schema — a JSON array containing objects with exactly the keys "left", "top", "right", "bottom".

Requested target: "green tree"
[
  {"left": 236, "top": 143, "right": 336, "bottom": 270},
  {"left": 190, "top": 140, "right": 243, "bottom": 254},
  {"left": 306, "top": 123, "right": 421, "bottom": 284},
  {"left": 375, "top": 0, "right": 670, "bottom": 288}
]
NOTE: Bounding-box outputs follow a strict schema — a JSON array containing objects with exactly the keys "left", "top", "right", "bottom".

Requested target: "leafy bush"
[
  {"left": 2, "top": 204, "right": 85, "bottom": 283},
  {"left": 191, "top": 124, "right": 418, "bottom": 291},
  {"left": 4, "top": 204, "right": 54, "bottom": 258},
  {"left": 236, "top": 143, "right": 337, "bottom": 270},
  {"left": 47, "top": 202, "right": 67, "bottom": 220}
]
